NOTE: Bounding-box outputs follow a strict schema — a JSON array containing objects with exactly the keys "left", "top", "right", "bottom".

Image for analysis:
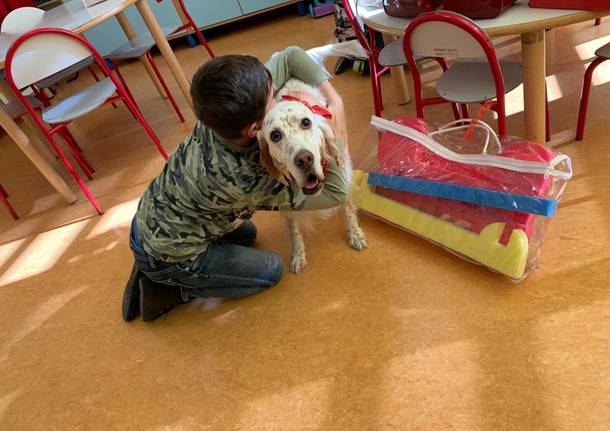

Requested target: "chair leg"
[
  {"left": 451, "top": 103, "right": 461, "bottom": 121},
  {"left": 176, "top": 0, "right": 215, "bottom": 58},
  {"left": 460, "top": 104, "right": 470, "bottom": 119},
  {"left": 37, "top": 122, "right": 103, "bottom": 214},
  {"left": 116, "top": 88, "right": 169, "bottom": 160},
  {"left": 595, "top": 18, "right": 602, "bottom": 26},
  {"left": 57, "top": 129, "right": 93, "bottom": 180},
  {"left": 576, "top": 57, "right": 606, "bottom": 141},
  {"left": 61, "top": 125, "right": 83, "bottom": 154},
  {"left": 370, "top": 61, "right": 382, "bottom": 117},
  {"left": 112, "top": 61, "right": 139, "bottom": 119},
  {"left": 375, "top": 73, "right": 383, "bottom": 111},
  {"left": 145, "top": 52, "right": 185, "bottom": 123},
  {"left": 60, "top": 128, "right": 95, "bottom": 175},
  {"left": 0, "top": 184, "right": 19, "bottom": 220}
]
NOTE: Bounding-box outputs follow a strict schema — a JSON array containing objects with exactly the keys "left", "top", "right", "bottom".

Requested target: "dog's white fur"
[{"left": 258, "top": 79, "right": 368, "bottom": 273}]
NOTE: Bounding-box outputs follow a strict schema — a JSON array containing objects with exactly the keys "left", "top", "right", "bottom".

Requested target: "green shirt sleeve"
[{"left": 265, "top": 46, "right": 328, "bottom": 91}]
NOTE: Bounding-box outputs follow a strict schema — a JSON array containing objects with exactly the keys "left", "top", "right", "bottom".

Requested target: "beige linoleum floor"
[{"left": 0, "top": 8, "right": 608, "bottom": 431}]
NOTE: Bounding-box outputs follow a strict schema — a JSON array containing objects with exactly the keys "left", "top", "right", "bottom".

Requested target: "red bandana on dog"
[{"left": 280, "top": 95, "right": 333, "bottom": 120}]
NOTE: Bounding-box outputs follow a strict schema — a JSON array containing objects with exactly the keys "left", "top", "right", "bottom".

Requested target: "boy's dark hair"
[{"left": 190, "top": 55, "right": 272, "bottom": 139}]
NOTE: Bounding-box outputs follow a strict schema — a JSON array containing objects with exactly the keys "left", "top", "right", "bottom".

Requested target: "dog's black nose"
[{"left": 294, "top": 150, "right": 314, "bottom": 171}]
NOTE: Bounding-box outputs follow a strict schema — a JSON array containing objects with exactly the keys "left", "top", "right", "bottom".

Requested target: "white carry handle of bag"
[
  {"left": 430, "top": 119, "right": 503, "bottom": 155},
  {"left": 371, "top": 116, "right": 574, "bottom": 181}
]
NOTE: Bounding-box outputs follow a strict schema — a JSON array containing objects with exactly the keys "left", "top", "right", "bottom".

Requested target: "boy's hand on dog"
[{"left": 318, "top": 81, "right": 348, "bottom": 149}]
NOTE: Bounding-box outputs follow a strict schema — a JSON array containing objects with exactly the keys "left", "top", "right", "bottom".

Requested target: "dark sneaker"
[
  {"left": 139, "top": 277, "right": 182, "bottom": 322},
  {"left": 122, "top": 262, "right": 142, "bottom": 322}
]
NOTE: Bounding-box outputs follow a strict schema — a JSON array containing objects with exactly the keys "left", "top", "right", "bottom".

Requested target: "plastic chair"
[
  {"left": 106, "top": 1, "right": 216, "bottom": 122},
  {"left": 403, "top": 11, "right": 549, "bottom": 140},
  {"left": 576, "top": 42, "right": 610, "bottom": 141},
  {"left": 0, "top": 182, "right": 18, "bottom": 220},
  {"left": 342, "top": 0, "right": 453, "bottom": 117},
  {"left": 106, "top": 26, "right": 185, "bottom": 123},
  {"left": 5, "top": 28, "right": 169, "bottom": 215},
  {"left": 1, "top": 7, "right": 101, "bottom": 98}
]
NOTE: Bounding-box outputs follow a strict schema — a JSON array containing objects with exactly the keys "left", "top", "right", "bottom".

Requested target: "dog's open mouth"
[{"left": 302, "top": 174, "right": 324, "bottom": 195}]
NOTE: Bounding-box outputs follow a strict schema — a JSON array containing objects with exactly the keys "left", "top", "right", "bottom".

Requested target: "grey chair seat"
[
  {"left": 437, "top": 59, "right": 523, "bottom": 104},
  {"left": 4, "top": 96, "right": 43, "bottom": 119},
  {"left": 595, "top": 42, "right": 610, "bottom": 59},
  {"left": 378, "top": 37, "right": 428, "bottom": 67},
  {"left": 378, "top": 37, "right": 407, "bottom": 67},
  {"left": 107, "top": 26, "right": 180, "bottom": 60},
  {"left": 42, "top": 78, "right": 117, "bottom": 124},
  {"left": 35, "top": 57, "right": 96, "bottom": 89}
]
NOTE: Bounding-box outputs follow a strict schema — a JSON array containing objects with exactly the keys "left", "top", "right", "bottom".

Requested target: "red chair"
[
  {"left": 576, "top": 42, "right": 610, "bottom": 141},
  {"left": 343, "top": 1, "right": 459, "bottom": 118},
  {"left": 5, "top": 28, "right": 169, "bottom": 215},
  {"left": 0, "top": 182, "right": 18, "bottom": 220},
  {"left": 403, "top": 11, "right": 549, "bottom": 140}
]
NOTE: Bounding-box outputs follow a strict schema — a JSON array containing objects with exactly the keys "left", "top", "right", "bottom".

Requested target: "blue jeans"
[{"left": 130, "top": 218, "right": 284, "bottom": 301}]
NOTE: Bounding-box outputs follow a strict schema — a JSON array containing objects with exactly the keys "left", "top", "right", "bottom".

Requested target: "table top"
[
  {"left": 0, "top": 0, "right": 137, "bottom": 67},
  {"left": 361, "top": 0, "right": 608, "bottom": 37}
]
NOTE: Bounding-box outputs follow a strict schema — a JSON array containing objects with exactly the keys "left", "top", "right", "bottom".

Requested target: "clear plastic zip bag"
[{"left": 352, "top": 115, "right": 573, "bottom": 280}]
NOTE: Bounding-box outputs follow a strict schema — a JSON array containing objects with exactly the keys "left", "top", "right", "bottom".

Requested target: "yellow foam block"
[{"left": 352, "top": 170, "right": 529, "bottom": 279}]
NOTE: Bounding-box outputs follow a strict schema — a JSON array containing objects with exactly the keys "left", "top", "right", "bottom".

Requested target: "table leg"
[
  {"left": 0, "top": 108, "right": 76, "bottom": 204},
  {"left": 136, "top": 0, "right": 193, "bottom": 110},
  {"left": 382, "top": 33, "right": 410, "bottom": 105},
  {"left": 521, "top": 30, "right": 546, "bottom": 144},
  {"left": 115, "top": 11, "right": 167, "bottom": 99}
]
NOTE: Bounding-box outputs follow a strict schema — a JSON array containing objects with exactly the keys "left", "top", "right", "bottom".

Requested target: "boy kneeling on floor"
[{"left": 123, "top": 47, "right": 349, "bottom": 322}]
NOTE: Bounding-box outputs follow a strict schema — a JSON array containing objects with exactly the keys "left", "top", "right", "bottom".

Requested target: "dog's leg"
[
  {"left": 343, "top": 199, "right": 368, "bottom": 251},
  {"left": 287, "top": 216, "right": 308, "bottom": 273}
]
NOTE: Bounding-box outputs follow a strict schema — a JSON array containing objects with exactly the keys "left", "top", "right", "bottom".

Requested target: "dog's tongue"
[{"left": 304, "top": 179, "right": 319, "bottom": 190}]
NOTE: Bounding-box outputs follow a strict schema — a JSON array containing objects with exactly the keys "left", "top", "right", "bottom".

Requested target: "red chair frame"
[
  {"left": 342, "top": 1, "right": 454, "bottom": 118},
  {"left": 576, "top": 55, "right": 607, "bottom": 141},
  {"left": 342, "top": 0, "right": 389, "bottom": 116},
  {"left": 403, "top": 12, "right": 510, "bottom": 137},
  {"left": 403, "top": 12, "right": 551, "bottom": 140},
  {"left": 5, "top": 28, "right": 169, "bottom": 215},
  {"left": 0, "top": 183, "right": 18, "bottom": 220},
  {"left": 157, "top": 0, "right": 215, "bottom": 58}
]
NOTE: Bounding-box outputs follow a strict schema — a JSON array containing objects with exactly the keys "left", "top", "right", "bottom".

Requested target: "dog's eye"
[
  {"left": 301, "top": 118, "right": 312, "bottom": 129},
  {"left": 269, "top": 130, "right": 282, "bottom": 142}
]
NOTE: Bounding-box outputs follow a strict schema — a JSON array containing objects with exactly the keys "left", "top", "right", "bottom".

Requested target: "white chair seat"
[
  {"left": 595, "top": 42, "right": 610, "bottom": 59},
  {"left": 437, "top": 59, "right": 523, "bottom": 104},
  {"left": 42, "top": 78, "right": 116, "bottom": 124},
  {"left": 107, "top": 26, "right": 179, "bottom": 60},
  {"left": 378, "top": 37, "right": 407, "bottom": 67},
  {"left": 4, "top": 96, "right": 43, "bottom": 119},
  {"left": 35, "top": 57, "right": 96, "bottom": 89}
]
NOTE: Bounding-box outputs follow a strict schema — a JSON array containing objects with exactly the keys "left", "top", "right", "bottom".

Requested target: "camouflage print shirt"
[{"left": 135, "top": 46, "right": 348, "bottom": 263}]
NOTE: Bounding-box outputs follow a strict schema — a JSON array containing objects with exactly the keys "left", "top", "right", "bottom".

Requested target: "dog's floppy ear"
[
  {"left": 257, "top": 131, "right": 289, "bottom": 186},
  {"left": 319, "top": 121, "right": 344, "bottom": 168}
]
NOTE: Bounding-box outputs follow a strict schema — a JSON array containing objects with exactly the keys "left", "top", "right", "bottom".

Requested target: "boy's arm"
[{"left": 265, "top": 46, "right": 328, "bottom": 90}]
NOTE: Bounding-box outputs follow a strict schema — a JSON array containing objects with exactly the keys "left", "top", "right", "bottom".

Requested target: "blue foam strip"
[{"left": 367, "top": 173, "right": 558, "bottom": 217}]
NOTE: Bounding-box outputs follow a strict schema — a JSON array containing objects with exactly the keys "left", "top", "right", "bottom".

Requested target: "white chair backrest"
[
  {"left": 1, "top": 7, "right": 45, "bottom": 34},
  {"left": 8, "top": 32, "right": 93, "bottom": 89},
  {"left": 408, "top": 20, "right": 487, "bottom": 59}
]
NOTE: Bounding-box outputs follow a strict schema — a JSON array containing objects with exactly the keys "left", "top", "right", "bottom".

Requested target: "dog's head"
[{"left": 258, "top": 100, "right": 342, "bottom": 196}]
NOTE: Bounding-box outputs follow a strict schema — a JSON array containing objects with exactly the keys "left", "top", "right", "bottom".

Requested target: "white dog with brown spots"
[{"left": 258, "top": 78, "right": 368, "bottom": 273}]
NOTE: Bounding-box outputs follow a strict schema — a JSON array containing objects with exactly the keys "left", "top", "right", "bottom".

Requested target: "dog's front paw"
[
  {"left": 349, "top": 227, "right": 369, "bottom": 251},
  {"left": 290, "top": 253, "right": 308, "bottom": 273}
]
